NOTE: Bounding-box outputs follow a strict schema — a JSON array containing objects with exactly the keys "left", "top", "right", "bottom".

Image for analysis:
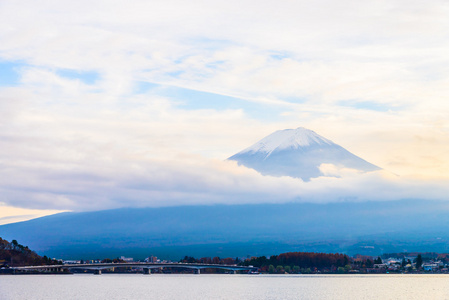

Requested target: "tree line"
[
  {"left": 0, "top": 237, "right": 60, "bottom": 267},
  {"left": 242, "top": 251, "right": 350, "bottom": 273},
  {"left": 180, "top": 256, "right": 239, "bottom": 265}
]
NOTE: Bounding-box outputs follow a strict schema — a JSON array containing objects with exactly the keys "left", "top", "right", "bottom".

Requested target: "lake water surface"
[{"left": 1, "top": 274, "right": 449, "bottom": 299}]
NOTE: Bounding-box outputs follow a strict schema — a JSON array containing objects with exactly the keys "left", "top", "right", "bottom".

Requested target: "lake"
[{"left": 1, "top": 274, "right": 449, "bottom": 299}]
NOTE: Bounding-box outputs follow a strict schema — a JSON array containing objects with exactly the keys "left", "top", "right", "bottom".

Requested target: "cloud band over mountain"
[{"left": 2, "top": 150, "right": 449, "bottom": 212}]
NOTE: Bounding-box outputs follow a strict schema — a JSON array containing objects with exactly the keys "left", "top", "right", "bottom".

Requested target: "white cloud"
[
  {"left": 1, "top": 0, "right": 449, "bottom": 214},
  {"left": 2, "top": 145, "right": 449, "bottom": 212}
]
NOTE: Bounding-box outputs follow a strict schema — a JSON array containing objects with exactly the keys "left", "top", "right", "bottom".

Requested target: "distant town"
[{"left": 2, "top": 237, "right": 449, "bottom": 275}]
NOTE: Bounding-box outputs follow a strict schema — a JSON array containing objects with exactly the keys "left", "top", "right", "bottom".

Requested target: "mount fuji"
[
  {"left": 228, "top": 127, "right": 381, "bottom": 180},
  {"left": 1, "top": 127, "right": 448, "bottom": 260}
]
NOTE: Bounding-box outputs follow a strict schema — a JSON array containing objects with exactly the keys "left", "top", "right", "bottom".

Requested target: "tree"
[
  {"left": 276, "top": 265, "right": 284, "bottom": 273},
  {"left": 292, "top": 266, "right": 300, "bottom": 273},
  {"left": 268, "top": 265, "right": 275, "bottom": 274},
  {"left": 284, "top": 266, "right": 291, "bottom": 273},
  {"left": 344, "top": 264, "right": 352, "bottom": 272},
  {"left": 416, "top": 254, "right": 423, "bottom": 269},
  {"left": 365, "top": 259, "right": 373, "bottom": 268}
]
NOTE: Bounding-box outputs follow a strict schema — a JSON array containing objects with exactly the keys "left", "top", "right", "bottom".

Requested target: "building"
[
  {"left": 120, "top": 256, "right": 134, "bottom": 262},
  {"left": 145, "top": 256, "right": 158, "bottom": 263}
]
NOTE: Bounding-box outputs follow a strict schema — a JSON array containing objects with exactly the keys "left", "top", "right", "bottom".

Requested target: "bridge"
[{"left": 12, "top": 262, "right": 258, "bottom": 275}]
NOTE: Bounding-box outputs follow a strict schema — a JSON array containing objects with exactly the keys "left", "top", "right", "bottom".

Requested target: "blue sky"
[
  {"left": 0, "top": 61, "right": 23, "bottom": 86},
  {"left": 1, "top": 0, "right": 449, "bottom": 222},
  {"left": 56, "top": 69, "right": 99, "bottom": 85}
]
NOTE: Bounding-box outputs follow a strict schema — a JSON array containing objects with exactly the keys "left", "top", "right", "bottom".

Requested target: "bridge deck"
[{"left": 14, "top": 262, "right": 257, "bottom": 273}]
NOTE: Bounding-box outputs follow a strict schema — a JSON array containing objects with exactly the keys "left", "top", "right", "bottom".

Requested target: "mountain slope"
[
  {"left": 228, "top": 127, "right": 380, "bottom": 180},
  {"left": 1, "top": 200, "right": 449, "bottom": 260}
]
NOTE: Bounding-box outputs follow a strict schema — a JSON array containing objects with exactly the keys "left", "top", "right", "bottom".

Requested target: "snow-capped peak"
[
  {"left": 240, "top": 127, "right": 333, "bottom": 156},
  {"left": 228, "top": 127, "right": 380, "bottom": 180}
]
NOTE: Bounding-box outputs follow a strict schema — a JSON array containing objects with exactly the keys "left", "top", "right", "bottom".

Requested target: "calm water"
[{"left": 1, "top": 274, "right": 449, "bottom": 299}]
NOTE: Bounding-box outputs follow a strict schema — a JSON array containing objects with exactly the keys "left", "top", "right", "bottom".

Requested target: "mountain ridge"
[{"left": 1, "top": 200, "right": 449, "bottom": 260}]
